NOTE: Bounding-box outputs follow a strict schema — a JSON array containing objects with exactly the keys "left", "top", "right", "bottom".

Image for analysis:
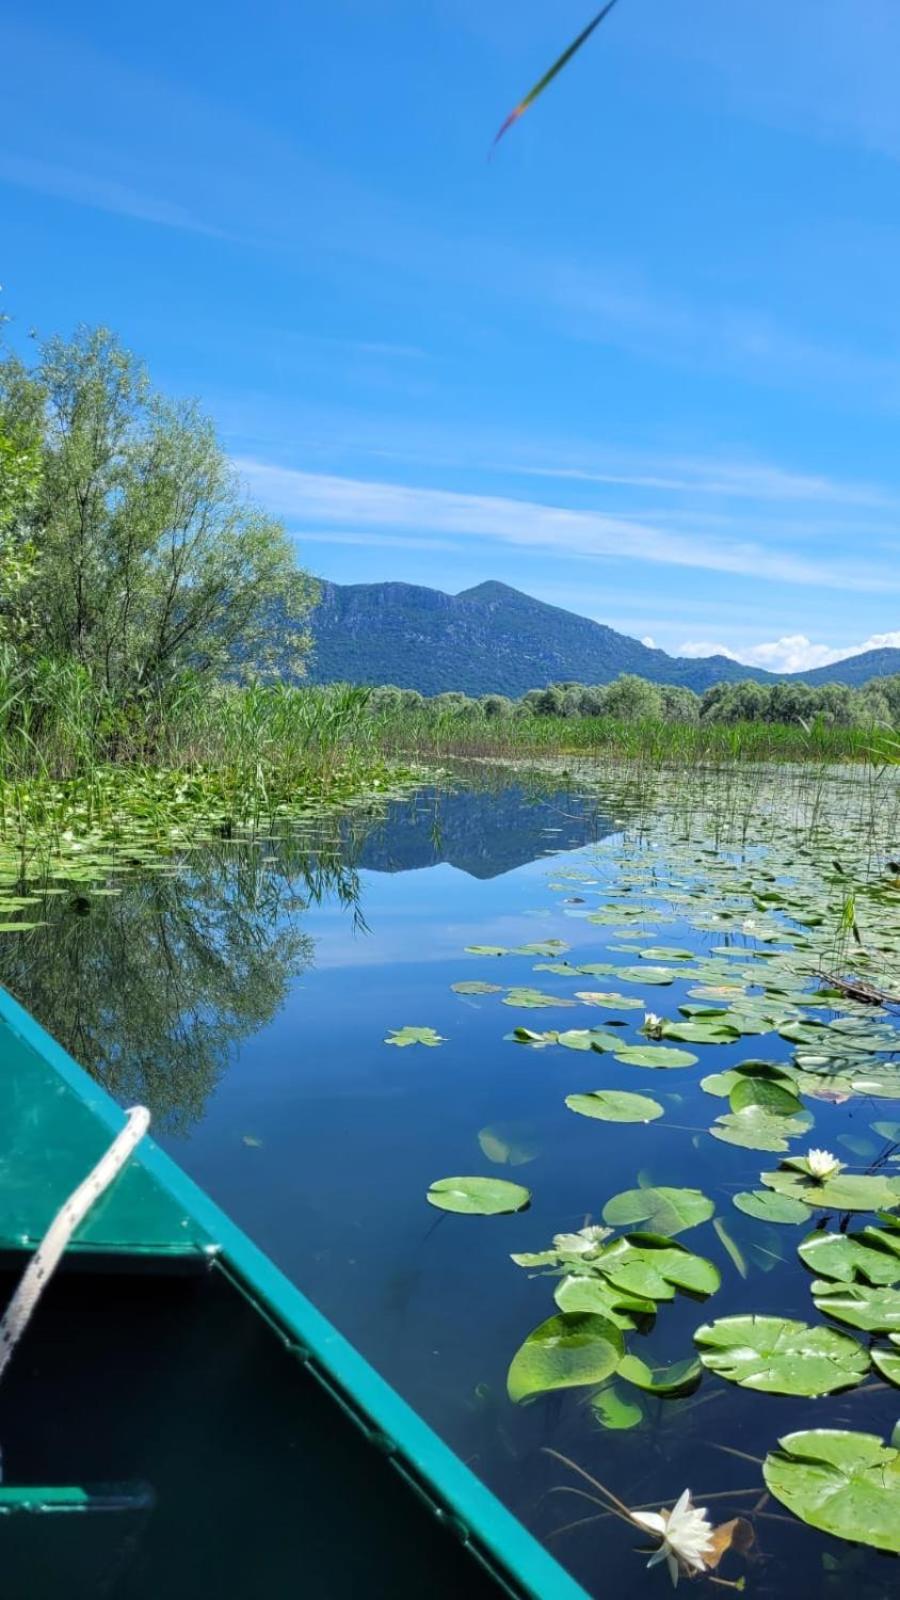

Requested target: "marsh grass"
[
  {"left": 0, "top": 670, "right": 417, "bottom": 870},
  {"left": 372, "top": 706, "right": 876, "bottom": 765}
]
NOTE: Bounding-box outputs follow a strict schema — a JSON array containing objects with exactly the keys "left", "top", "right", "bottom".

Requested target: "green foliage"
[
  {"left": 564, "top": 1089, "right": 664, "bottom": 1123},
  {"left": 506, "top": 1311, "right": 624, "bottom": 1403},
  {"left": 763, "top": 1430, "right": 900, "bottom": 1552},
  {"left": 0, "top": 326, "right": 317, "bottom": 704},
  {"left": 425, "top": 1175, "right": 531, "bottom": 1215},
  {"left": 601, "top": 1186, "right": 714, "bottom": 1236},
  {"left": 694, "top": 1314, "right": 869, "bottom": 1396}
]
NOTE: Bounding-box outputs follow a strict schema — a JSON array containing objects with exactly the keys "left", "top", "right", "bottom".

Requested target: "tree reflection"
[{"left": 0, "top": 833, "right": 364, "bottom": 1134}]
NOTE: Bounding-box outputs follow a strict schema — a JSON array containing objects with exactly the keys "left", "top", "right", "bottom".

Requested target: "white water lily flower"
[
  {"left": 643, "top": 1011, "right": 664, "bottom": 1038},
  {"left": 553, "top": 1224, "right": 611, "bottom": 1256},
  {"left": 806, "top": 1147, "right": 844, "bottom": 1181},
  {"left": 632, "top": 1488, "right": 715, "bottom": 1588}
]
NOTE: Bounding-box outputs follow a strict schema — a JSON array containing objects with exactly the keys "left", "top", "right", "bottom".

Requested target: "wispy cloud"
[
  {"left": 680, "top": 629, "right": 900, "bottom": 674},
  {"left": 297, "top": 531, "right": 460, "bottom": 551},
  {"left": 236, "top": 458, "right": 900, "bottom": 593},
  {"left": 0, "top": 153, "right": 226, "bottom": 236},
  {"left": 503, "top": 454, "right": 899, "bottom": 510}
]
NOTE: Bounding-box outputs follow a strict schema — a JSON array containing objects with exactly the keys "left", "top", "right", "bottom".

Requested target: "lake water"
[{"left": 5, "top": 764, "right": 900, "bottom": 1597}]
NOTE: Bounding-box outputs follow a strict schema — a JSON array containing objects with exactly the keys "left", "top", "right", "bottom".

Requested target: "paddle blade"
[{"left": 493, "top": 0, "right": 621, "bottom": 148}]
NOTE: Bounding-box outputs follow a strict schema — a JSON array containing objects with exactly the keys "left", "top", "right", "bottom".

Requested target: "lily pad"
[
  {"left": 811, "top": 1279, "right": 900, "bottom": 1334},
  {"left": 593, "top": 1233, "right": 720, "bottom": 1301},
  {"left": 590, "top": 1383, "right": 645, "bottom": 1430},
  {"left": 639, "top": 947, "right": 695, "bottom": 961},
  {"left": 451, "top": 981, "right": 503, "bottom": 995},
  {"left": 694, "top": 1314, "right": 868, "bottom": 1396},
  {"left": 662, "top": 1020, "right": 742, "bottom": 1045},
  {"left": 426, "top": 1175, "right": 531, "bottom": 1215},
  {"left": 798, "top": 1229, "right": 900, "bottom": 1286},
  {"left": 618, "top": 966, "right": 677, "bottom": 985},
  {"left": 710, "top": 1107, "right": 812, "bottom": 1153},
  {"left": 565, "top": 1090, "right": 664, "bottom": 1124},
  {"left": 732, "top": 1190, "right": 813, "bottom": 1225},
  {"left": 575, "top": 991, "right": 645, "bottom": 1009},
  {"left": 554, "top": 1274, "right": 655, "bottom": 1329},
  {"left": 617, "top": 1352, "right": 702, "bottom": 1396},
  {"left": 761, "top": 1167, "right": 900, "bottom": 1213},
  {"left": 602, "top": 1186, "right": 714, "bottom": 1236},
  {"left": 502, "top": 988, "right": 576, "bottom": 1009},
  {"left": 464, "top": 945, "right": 509, "bottom": 956},
  {"left": 871, "top": 1336, "right": 900, "bottom": 1388},
  {"left": 763, "top": 1429, "right": 900, "bottom": 1553},
  {"left": 613, "top": 1044, "right": 699, "bottom": 1070},
  {"left": 385, "top": 1026, "right": 445, "bottom": 1047},
  {"left": 506, "top": 1311, "right": 624, "bottom": 1403}
]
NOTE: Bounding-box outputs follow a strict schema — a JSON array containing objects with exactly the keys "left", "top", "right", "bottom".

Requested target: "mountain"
[{"left": 304, "top": 579, "right": 900, "bottom": 696}]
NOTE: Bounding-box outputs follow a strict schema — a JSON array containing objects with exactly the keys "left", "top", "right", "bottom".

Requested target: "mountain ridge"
[{"left": 304, "top": 578, "right": 899, "bottom": 696}]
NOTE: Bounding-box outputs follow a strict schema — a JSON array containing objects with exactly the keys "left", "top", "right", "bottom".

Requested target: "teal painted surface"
[
  {"left": 0, "top": 983, "right": 591, "bottom": 1600},
  {"left": 0, "top": 1016, "right": 209, "bottom": 1257}
]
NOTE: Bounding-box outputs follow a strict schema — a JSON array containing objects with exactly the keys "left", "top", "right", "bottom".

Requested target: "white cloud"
[
  {"left": 235, "top": 459, "right": 899, "bottom": 594},
  {"left": 641, "top": 635, "right": 657, "bottom": 648},
  {"left": 679, "top": 630, "right": 900, "bottom": 673},
  {"left": 505, "top": 455, "right": 897, "bottom": 510}
]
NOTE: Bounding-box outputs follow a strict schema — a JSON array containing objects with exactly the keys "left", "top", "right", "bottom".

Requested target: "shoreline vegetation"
[
  {"left": 367, "top": 679, "right": 899, "bottom": 765},
  {"left": 2, "top": 323, "right": 899, "bottom": 883}
]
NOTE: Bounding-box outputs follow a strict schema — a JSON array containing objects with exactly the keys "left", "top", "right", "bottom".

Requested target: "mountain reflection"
[{"left": 349, "top": 784, "right": 616, "bottom": 879}]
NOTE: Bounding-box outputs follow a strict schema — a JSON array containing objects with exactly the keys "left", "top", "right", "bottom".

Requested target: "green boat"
[{"left": 0, "top": 983, "right": 591, "bottom": 1600}]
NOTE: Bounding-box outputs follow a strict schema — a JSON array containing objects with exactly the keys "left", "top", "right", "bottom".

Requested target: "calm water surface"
[{"left": 6, "top": 770, "right": 900, "bottom": 1598}]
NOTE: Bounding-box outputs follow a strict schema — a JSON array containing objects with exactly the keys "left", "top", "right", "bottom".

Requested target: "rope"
[{"left": 0, "top": 1105, "right": 150, "bottom": 1382}]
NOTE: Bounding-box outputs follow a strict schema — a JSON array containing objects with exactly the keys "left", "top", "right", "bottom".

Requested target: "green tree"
[
  {"left": 660, "top": 684, "right": 700, "bottom": 723},
  {"left": 0, "top": 326, "right": 317, "bottom": 698},
  {"left": 602, "top": 673, "right": 664, "bottom": 720}
]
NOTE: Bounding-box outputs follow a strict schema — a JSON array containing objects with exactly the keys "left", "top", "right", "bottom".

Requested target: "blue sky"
[{"left": 4, "top": 0, "right": 900, "bottom": 668}]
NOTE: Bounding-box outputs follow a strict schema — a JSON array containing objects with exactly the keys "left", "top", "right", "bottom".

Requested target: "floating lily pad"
[
  {"left": 603, "top": 1186, "right": 714, "bottom": 1236},
  {"left": 871, "top": 1336, "right": 900, "bottom": 1388},
  {"left": 593, "top": 1233, "right": 720, "bottom": 1301},
  {"left": 618, "top": 966, "right": 677, "bottom": 985},
  {"left": 798, "top": 1229, "right": 900, "bottom": 1286},
  {"left": 506, "top": 1312, "right": 624, "bottom": 1403},
  {"left": 464, "top": 945, "right": 509, "bottom": 956},
  {"left": 426, "top": 1176, "right": 531, "bottom": 1215},
  {"left": 575, "top": 991, "right": 645, "bottom": 1009},
  {"left": 763, "top": 1429, "right": 900, "bottom": 1553},
  {"left": 565, "top": 1090, "right": 664, "bottom": 1124},
  {"left": 385, "top": 1026, "right": 445, "bottom": 1048},
  {"left": 732, "top": 1190, "right": 812, "bottom": 1225},
  {"left": 451, "top": 980, "right": 503, "bottom": 995},
  {"left": 761, "top": 1167, "right": 900, "bottom": 1212},
  {"left": 811, "top": 1279, "right": 900, "bottom": 1334},
  {"left": 694, "top": 1314, "right": 868, "bottom": 1396},
  {"left": 613, "top": 1044, "right": 699, "bottom": 1070},
  {"left": 730, "top": 1075, "right": 803, "bottom": 1117},
  {"left": 662, "top": 1020, "right": 742, "bottom": 1045},
  {"left": 509, "top": 1026, "right": 558, "bottom": 1047},
  {"left": 639, "top": 947, "right": 695, "bottom": 961},
  {"left": 710, "top": 1107, "right": 812, "bottom": 1153},
  {"left": 554, "top": 1274, "right": 655, "bottom": 1329},
  {"left": 502, "top": 988, "right": 576, "bottom": 1009}
]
